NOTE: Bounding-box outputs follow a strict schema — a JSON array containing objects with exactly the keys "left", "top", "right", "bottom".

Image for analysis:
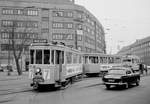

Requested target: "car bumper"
[{"left": 103, "top": 82, "right": 127, "bottom": 85}]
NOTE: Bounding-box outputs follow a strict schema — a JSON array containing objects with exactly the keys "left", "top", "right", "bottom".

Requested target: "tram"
[
  {"left": 29, "top": 41, "right": 83, "bottom": 89},
  {"left": 82, "top": 53, "right": 122, "bottom": 77}
]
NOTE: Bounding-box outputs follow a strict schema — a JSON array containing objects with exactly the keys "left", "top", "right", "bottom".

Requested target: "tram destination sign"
[{"left": 33, "top": 39, "right": 47, "bottom": 43}]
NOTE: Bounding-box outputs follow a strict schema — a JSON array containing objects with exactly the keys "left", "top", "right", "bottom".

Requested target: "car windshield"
[{"left": 108, "top": 69, "right": 126, "bottom": 75}]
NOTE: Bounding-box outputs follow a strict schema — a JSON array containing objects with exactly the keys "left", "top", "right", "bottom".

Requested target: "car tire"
[
  {"left": 136, "top": 79, "right": 140, "bottom": 86},
  {"left": 106, "top": 84, "right": 111, "bottom": 89}
]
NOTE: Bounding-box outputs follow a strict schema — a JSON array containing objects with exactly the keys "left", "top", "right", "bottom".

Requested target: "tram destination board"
[{"left": 33, "top": 39, "right": 47, "bottom": 43}]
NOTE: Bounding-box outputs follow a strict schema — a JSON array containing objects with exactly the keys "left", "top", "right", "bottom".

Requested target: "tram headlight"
[{"left": 36, "top": 68, "right": 41, "bottom": 73}]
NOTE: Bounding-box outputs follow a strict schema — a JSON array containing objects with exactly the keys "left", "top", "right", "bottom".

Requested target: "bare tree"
[{"left": 9, "top": 21, "right": 32, "bottom": 75}]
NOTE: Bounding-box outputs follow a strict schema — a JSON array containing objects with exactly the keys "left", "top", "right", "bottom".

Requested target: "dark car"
[{"left": 102, "top": 67, "right": 140, "bottom": 89}]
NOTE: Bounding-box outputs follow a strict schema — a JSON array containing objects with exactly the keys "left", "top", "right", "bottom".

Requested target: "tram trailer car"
[
  {"left": 83, "top": 53, "right": 122, "bottom": 77},
  {"left": 29, "top": 42, "right": 83, "bottom": 89},
  {"left": 83, "top": 53, "right": 102, "bottom": 77}
]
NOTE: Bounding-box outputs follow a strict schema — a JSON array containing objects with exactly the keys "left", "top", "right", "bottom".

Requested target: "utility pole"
[
  {"left": 7, "top": 30, "right": 11, "bottom": 76},
  {"left": 75, "top": 30, "right": 78, "bottom": 49},
  {"left": 94, "top": 21, "right": 97, "bottom": 52}
]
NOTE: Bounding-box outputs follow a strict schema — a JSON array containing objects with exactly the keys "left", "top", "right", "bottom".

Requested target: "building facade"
[
  {"left": 118, "top": 36, "right": 150, "bottom": 66},
  {"left": 0, "top": 0, "right": 106, "bottom": 65}
]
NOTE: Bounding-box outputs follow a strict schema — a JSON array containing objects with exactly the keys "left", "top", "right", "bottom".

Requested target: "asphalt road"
[{"left": 0, "top": 75, "right": 150, "bottom": 104}]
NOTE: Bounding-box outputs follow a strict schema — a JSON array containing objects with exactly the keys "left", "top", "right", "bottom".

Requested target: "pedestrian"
[
  {"left": 139, "top": 63, "right": 143, "bottom": 75},
  {"left": 145, "top": 65, "right": 148, "bottom": 75}
]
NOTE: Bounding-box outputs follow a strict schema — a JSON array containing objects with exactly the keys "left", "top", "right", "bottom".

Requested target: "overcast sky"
[{"left": 75, "top": 0, "right": 150, "bottom": 54}]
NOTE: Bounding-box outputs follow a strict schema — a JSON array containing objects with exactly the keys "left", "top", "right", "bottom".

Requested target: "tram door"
[{"left": 55, "top": 50, "right": 64, "bottom": 82}]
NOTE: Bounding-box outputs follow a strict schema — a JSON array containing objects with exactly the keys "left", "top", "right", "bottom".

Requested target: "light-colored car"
[
  {"left": 100, "top": 64, "right": 122, "bottom": 76},
  {"left": 100, "top": 64, "right": 113, "bottom": 76}
]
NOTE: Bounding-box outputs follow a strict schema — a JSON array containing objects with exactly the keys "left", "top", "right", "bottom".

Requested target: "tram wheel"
[{"left": 33, "top": 83, "right": 39, "bottom": 90}]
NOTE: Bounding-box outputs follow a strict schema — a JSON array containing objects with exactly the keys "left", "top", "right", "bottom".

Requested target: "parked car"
[{"left": 102, "top": 67, "right": 140, "bottom": 89}]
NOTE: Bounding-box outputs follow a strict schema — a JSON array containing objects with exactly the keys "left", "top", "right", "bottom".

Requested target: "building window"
[
  {"left": 77, "top": 35, "right": 82, "bottom": 41},
  {"left": 66, "top": 23, "right": 73, "bottom": 29},
  {"left": 1, "top": 44, "right": 29, "bottom": 51},
  {"left": 53, "top": 10, "right": 73, "bottom": 18},
  {"left": 77, "top": 24, "right": 82, "bottom": 30},
  {"left": 26, "top": 9, "right": 38, "bottom": 16},
  {"left": 1, "top": 20, "right": 38, "bottom": 28},
  {"left": 53, "top": 11, "right": 64, "bottom": 17},
  {"left": 52, "top": 33, "right": 73, "bottom": 40},
  {"left": 52, "top": 22, "right": 73, "bottom": 29},
  {"left": 66, "top": 12, "right": 73, "bottom": 18},
  {"left": 77, "top": 13, "right": 82, "bottom": 19},
  {"left": 1, "top": 20, "right": 13, "bottom": 27},
  {"left": 2, "top": 8, "right": 38, "bottom": 16},
  {"left": 42, "top": 17, "right": 49, "bottom": 21},
  {"left": 41, "top": 28, "right": 49, "bottom": 33},
  {"left": 52, "top": 22, "right": 63, "bottom": 28},
  {"left": 2, "top": 8, "right": 13, "bottom": 15},
  {"left": 1, "top": 32, "right": 38, "bottom": 39}
]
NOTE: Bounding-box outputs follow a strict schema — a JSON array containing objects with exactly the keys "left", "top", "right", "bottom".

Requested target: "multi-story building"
[
  {"left": 118, "top": 36, "right": 150, "bottom": 65},
  {"left": 0, "top": 0, "right": 106, "bottom": 66}
]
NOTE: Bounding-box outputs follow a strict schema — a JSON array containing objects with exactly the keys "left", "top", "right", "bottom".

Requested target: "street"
[{"left": 0, "top": 72, "right": 150, "bottom": 104}]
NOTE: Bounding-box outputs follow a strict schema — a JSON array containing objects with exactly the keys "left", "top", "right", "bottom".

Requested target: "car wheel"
[
  {"left": 136, "top": 79, "right": 140, "bottom": 86},
  {"left": 106, "top": 84, "right": 111, "bottom": 89}
]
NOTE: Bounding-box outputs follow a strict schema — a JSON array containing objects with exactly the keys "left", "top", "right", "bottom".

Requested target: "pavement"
[{"left": 0, "top": 71, "right": 28, "bottom": 81}]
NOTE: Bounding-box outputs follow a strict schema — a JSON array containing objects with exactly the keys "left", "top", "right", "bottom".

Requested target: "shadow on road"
[
  {"left": 104, "top": 85, "right": 139, "bottom": 91},
  {"left": 32, "top": 85, "right": 61, "bottom": 93}
]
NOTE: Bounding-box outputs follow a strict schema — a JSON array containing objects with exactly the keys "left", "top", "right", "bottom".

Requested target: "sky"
[{"left": 75, "top": 0, "right": 150, "bottom": 54}]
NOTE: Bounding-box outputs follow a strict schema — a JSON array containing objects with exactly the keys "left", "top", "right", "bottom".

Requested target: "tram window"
[
  {"left": 89, "top": 56, "right": 94, "bottom": 63},
  {"left": 30, "top": 50, "right": 34, "bottom": 64},
  {"left": 44, "top": 50, "right": 50, "bottom": 64},
  {"left": 73, "top": 54, "right": 78, "bottom": 64},
  {"left": 99, "top": 57, "right": 103, "bottom": 63},
  {"left": 66, "top": 52, "right": 72, "bottom": 64},
  {"left": 36, "top": 50, "right": 42, "bottom": 64},
  {"left": 79, "top": 55, "right": 82, "bottom": 63},
  {"left": 55, "top": 50, "right": 64, "bottom": 64},
  {"left": 95, "top": 57, "right": 98, "bottom": 63},
  {"left": 85, "top": 56, "right": 88, "bottom": 63},
  {"left": 51, "top": 50, "right": 54, "bottom": 64}
]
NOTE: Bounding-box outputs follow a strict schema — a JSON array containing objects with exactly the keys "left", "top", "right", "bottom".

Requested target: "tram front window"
[
  {"left": 30, "top": 50, "right": 34, "bottom": 64},
  {"left": 36, "top": 50, "right": 42, "bottom": 64},
  {"left": 44, "top": 50, "right": 50, "bottom": 64}
]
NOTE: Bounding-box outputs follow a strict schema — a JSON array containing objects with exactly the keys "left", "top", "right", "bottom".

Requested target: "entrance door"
[{"left": 55, "top": 50, "right": 64, "bottom": 82}]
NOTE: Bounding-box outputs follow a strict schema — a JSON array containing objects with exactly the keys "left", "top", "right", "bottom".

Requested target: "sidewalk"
[{"left": 0, "top": 71, "right": 28, "bottom": 81}]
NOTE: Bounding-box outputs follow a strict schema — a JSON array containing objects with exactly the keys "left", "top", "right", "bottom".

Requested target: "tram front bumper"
[{"left": 31, "top": 76, "right": 44, "bottom": 86}]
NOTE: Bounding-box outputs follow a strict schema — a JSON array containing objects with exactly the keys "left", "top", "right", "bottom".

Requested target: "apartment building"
[{"left": 0, "top": 0, "right": 106, "bottom": 66}]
